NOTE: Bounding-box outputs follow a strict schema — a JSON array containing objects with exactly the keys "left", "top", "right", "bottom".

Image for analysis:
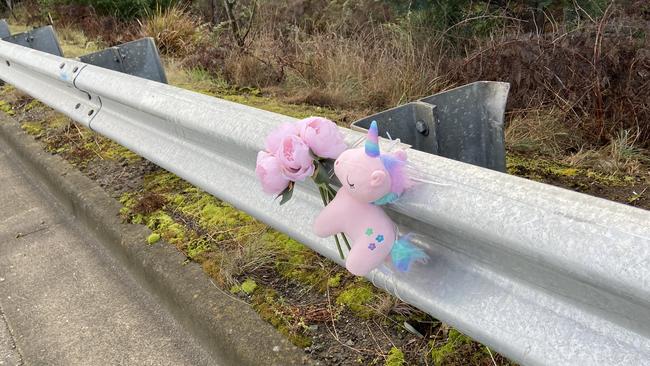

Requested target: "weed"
[
  {"left": 0, "top": 100, "right": 15, "bottom": 116},
  {"left": 430, "top": 328, "right": 474, "bottom": 365},
  {"left": 385, "top": 346, "right": 405, "bottom": 366},
  {"left": 336, "top": 280, "right": 376, "bottom": 318},
  {"left": 252, "top": 288, "right": 313, "bottom": 348},
  {"left": 505, "top": 109, "right": 584, "bottom": 156},
  {"left": 327, "top": 273, "right": 342, "bottom": 288},
  {"left": 141, "top": 4, "right": 206, "bottom": 57},
  {"left": 241, "top": 278, "right": 257, "bottom": 294},
  {"left": 20, "top": 122, "right": 43, "bottom": 136},
  {"left": 147, "top": 232, "right": 161, "bottom": 244}
]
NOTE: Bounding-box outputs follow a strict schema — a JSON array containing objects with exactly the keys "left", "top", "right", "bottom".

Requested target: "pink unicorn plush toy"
[{"left": 313, "top": 121, "right": 429, "bottom": 276}]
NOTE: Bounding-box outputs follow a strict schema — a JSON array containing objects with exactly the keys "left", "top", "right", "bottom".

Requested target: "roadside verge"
[{"left": 0, "top": 113, "right": 309, "bottom": 366}]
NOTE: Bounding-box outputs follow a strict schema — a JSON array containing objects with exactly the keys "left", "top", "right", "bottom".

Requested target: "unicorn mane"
[{"left": 380, "top": 151, "right": 411, "bottom": 196}]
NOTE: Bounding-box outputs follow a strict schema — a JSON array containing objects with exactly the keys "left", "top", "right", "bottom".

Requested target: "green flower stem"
[
  {"left": 340, "top": 232, "right": 352, "bottom": 251},
  {"left": 322, "top": 184, "right": 351, "bottom": 251},
  {"left": 317, "top": 185, "right": 328, "bottom": 206},
  {"left": 318, "top": 185, "right": 344, "bottom": 260},
  {"left": 333, "top": 234, "right": 345, "bottom": 260},
  {"left": 326, "top": 185, "right": 337, "bottom": 199}
]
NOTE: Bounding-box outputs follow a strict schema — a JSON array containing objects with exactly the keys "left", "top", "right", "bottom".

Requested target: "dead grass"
[
  {"left": 212, "top": 234, "right": 278, "bottom": 289},
  {"left": 140, "top": 4, "right": 207, "bottom": 57},
  {"left": 452, "top": 8, "right": 650, "bottom": 147},
  {"left": 55, "top": 24, "right": 101, "bottom": 57},
  {"left": 564, "top": 129, "right": 650, "bottom": 175},
  {"left": 273, "top": 25, "right": 449, "bottom": 110},
  {"left": 505, "top": 108, "right": 585, "bottom": 156}
]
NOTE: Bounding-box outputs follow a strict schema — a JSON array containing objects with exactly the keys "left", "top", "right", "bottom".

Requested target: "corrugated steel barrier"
[{"left": 1, "top": 39, "right": 649, "bottom": 366}]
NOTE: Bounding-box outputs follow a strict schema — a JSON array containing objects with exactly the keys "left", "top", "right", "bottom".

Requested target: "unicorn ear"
[
  {"left": 393, "top": 150, "right": 407, "bottom": 161},
  {"left": 365, "top": 120, "right": 380, "bottom": 157},
  {"left": 370, "top": 170, "right": 387, "bottom": 187}
]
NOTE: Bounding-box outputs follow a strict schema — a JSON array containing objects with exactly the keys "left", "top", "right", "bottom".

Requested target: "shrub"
[{"left": 141, "top": 3, "right": 206, "bottom": 56}]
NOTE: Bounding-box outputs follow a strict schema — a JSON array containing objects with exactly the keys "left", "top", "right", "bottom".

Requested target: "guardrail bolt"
[
  {"left": 88, "top": 110, "right": 94, "bottom": 116},
  {"left": 75, "top": 103, "right": 81, "bottom": 109},
  {"left": 415, "top": 120, "right": 430, "bottom": 136},
  {"left": 72, "top": 66, "right": 79, "bottom": 73},
  {"left": 5, "top": 61, "right": 9, "bottom": 67},
  {"left": 59, "top": 63, "right": 65, "bottom": 69}
]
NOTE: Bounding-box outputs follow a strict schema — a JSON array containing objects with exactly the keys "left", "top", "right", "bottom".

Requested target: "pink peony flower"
[
  {"left": 256, "top": 151, "right": 290, "bottom": 195},
  {"left": 276, "top": 134, "right": 315, "bottom": 181},
  {"left": 298, "top": 117, "right": 347, "bottom": 159},
  {"left": 265, "top": 122, "right": 300, "bottom": 154}
]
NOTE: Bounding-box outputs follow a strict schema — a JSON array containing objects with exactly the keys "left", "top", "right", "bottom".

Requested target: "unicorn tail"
[{"left": 390, "top": 234, "right": 429, "bottom": 272}]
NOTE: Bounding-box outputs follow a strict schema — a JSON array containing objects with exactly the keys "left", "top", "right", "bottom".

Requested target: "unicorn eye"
[{"left": 346, "top": 175, "right": 356, "bottom": 190}]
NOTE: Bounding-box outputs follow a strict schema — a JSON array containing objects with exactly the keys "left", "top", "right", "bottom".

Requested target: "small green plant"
[
  {"left": 327, "top": 273, "right": 342, "bottom": 288},
  {"left": 146, "top": 232, "right": 161, "bottom": 244},
  {"left": 385, "top": 346, "right": 405, "bottom": 366},
  {"left": 0, "top": 100, "right": 15, "bottom": 116},
  {"left": 336, "top": 281, "right": 375, "bottom": 318},
  {"left": 241, "top": 278, "right": 257, "bottom": 294},
  {"left": 430, "top": 329, "right": 473, "bottom": 365}
]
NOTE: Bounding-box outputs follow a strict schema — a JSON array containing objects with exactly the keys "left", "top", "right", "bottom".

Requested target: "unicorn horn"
[{"left": 365, "top": 120, "right": 380, "bottom": 157}]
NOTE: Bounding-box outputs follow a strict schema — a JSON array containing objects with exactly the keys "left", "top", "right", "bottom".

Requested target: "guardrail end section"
[{"left": 2, "top": 25, "right": 64, "bottom": 57}]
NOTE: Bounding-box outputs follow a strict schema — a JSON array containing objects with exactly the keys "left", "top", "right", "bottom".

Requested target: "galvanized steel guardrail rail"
[{"left": 1, "top": 40, "right": 649, "bottom": 366}]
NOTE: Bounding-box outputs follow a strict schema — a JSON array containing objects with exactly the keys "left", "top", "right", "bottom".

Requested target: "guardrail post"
[
  {"left": 78, "top": 38, "right": 168, "bottom": 84},
  {"left": 0, "top": 19, "right": 9, "bottom": 39},
  {"left": 1, "top": 25, "right": 63, "bottom": 56},
  {"left": 352, "top": 81, "right": 510, "bottom": 172}
]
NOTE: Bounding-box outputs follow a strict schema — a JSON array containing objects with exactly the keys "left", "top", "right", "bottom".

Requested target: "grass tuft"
[{"left": 141, "top": 4, "right": 206, "bottom": 57}]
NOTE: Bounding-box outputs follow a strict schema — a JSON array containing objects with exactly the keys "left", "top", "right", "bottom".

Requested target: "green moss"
[
  {"left": 385, "top": 346, "right": 405, "bottom": 366},
  {"left": 507, "top": 154, "right": 632, "bottom": 187},
  {"left": 198, "top": 202, "right": 254, "bottom": 228},
  {"left": 147, "top": 232, "right": 161, "bottom": 244},
  {"left": 430, "top": 329, "right": 473, "bottom": 365},
  {"left": 553, "top": 167, "right": 578, "bottom": 177},
  {"left": 21, "top": 122, "right": 44, "bottom": 136},
  {"left": 327, "top": 273, "right": 342, "bottom": 288},
  {"left": 144, "top": 171, "right": 188, "bottom": 193},
  {"left": 0, "top": 100, "right": 14, "bottom": 116},
  {"left": 241, "top": 279, "right": 258, "bottom": 294},
  {"left": 50, "top": 115, "right": 71, "bottom": 129},
  {"left": 263, "top": 231, "right": 325, "bottom": 287},
  {"left": 145, "top": 211, "right": 187, "bottom": 245},
  {"left": 585, "top": 170, "right": 627, "bottom": 186},
  {"left": 336, "top": 280, "right": 375, "bottom": 318},
  {"left": 222, "top": 94, "right": 340, "bottom": 121},
  {"left": 24, "top": 99, "right": 42, "bottom": 111},
  {"left": 186, "top": 237, "right": 209, "bottom": 259},
  {"left": 101, "top": 141, "right": 140, "bottom": 162},
  {"left": 168, "top": 67, "right": 342, "bottom": 122}
]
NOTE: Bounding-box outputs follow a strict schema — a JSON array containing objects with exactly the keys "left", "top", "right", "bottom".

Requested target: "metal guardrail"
[
  {"left": 1, "top": 40, "right": 649, "bottom": 366},
  {"left": 0, "top": 20, "right": 167, "bottom": 83}
]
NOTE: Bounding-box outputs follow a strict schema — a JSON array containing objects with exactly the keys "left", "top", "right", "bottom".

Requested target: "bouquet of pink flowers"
[{"left": 256, "top": 116, "right": 350, "bottom": 258}]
